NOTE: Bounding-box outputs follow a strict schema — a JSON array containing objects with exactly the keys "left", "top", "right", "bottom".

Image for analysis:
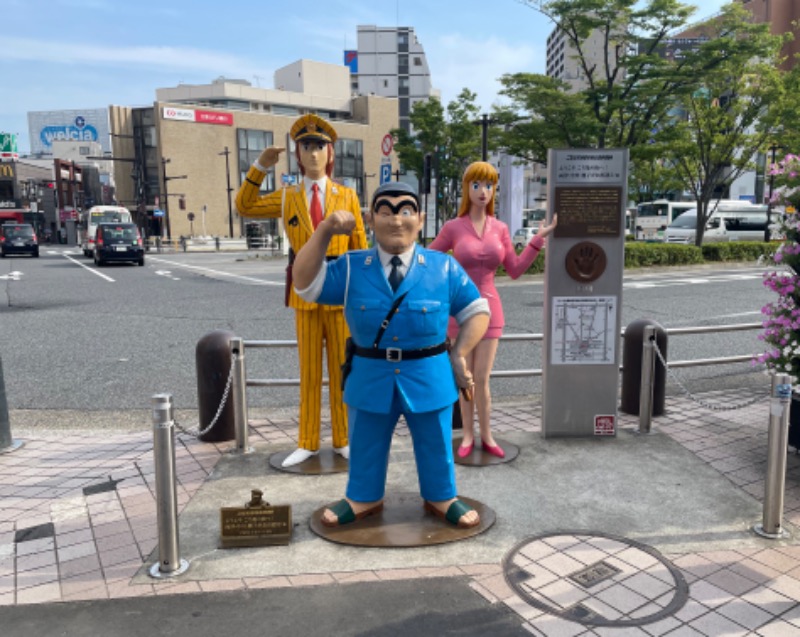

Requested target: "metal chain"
[
  {"left": 652, "top": 342, "right": 768, "bottom": 411},
  {"left": 174, "top": 353, "right": 237, "bottom": 438}
]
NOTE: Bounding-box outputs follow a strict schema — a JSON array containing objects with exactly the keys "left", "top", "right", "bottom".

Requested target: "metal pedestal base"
[
  {"left": 452, "top": 437, "right": 519, "bottom": 466},
  {"left": 269, "top": 448, "right": 349, "bottom": 475},
  {"left": 309, "top": 493, "right": 494, "bottom": 547},
  {"left": 752, "top": 523, "right": 790, "bottom": 540},
  {"left": 148, "top": 558, "right": 190, "bottom": 579},
  {"left": 0, "top": 440, "right": 24, "bottom": 455}
]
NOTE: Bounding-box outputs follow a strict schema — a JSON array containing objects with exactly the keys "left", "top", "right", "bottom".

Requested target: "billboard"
[
  {"left": 344, "top": 50, "right": 358, "bottom": 73},
  {"left": 0, "top": 132, "right": 19, "bottom": 161},
  {"left": 27, "top": 108, "right": 111, "bottom": 155}
]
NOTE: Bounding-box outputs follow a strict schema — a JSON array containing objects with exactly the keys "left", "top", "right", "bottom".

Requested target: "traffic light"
[{"left": 422, "top": 153, "right": 432, "bottom": 194}]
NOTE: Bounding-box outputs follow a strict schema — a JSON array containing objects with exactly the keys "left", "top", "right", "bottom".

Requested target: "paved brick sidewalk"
[{"left": 3, "top": 392, "right": 800, "bottom": 635}]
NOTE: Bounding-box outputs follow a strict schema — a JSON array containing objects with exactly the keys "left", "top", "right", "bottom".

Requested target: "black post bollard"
[
  {"left": 620, "top": 319, "right": 668, "bottom": 416},
  {"left": 196, "top": 330, "right": 237, "bottom": 442},
  {"left": 0, "top": 355, "right": 24, "bottom": 453}
]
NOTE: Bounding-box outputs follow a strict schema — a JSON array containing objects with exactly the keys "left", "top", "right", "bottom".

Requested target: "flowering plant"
[{"left": 757, "top": 153, "right": 800, "bottom": 381}]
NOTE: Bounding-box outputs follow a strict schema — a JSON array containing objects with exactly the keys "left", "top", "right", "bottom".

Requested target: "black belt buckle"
[{"left": 386, "top": 347, "right": 402, "bottom": 362}]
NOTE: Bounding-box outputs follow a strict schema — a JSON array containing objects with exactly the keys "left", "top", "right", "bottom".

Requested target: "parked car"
[
  {"left": 0, "top": 223, "right": 39, "bottom": 257},
  {"left": 93, "top": 223, "right": 144, "bottom": 266},
  {"left": 512, "top": 227, "right": 537, "bottom": 250}
]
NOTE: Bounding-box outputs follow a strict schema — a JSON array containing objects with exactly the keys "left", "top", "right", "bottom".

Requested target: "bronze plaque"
[
  {"left": 219, "top": 491, "right": 292, "bottom": 547},
  {"left": 565, "top": 241, "right": 607, "bottom": 283},
  {"left": 553, "top": 186, "right": 622, "bottom": 238}
]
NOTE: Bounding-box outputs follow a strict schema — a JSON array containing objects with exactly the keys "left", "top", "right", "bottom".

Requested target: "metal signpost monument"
[{"left": 542, "top": 149, "right": 629, "bottom": 438}]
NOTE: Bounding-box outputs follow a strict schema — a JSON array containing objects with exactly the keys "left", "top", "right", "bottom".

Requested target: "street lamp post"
[
  {"left": 472, "top": 113, "right": 497, "bottom": 161},
  {"left": 218, "top": 147, "right": 234, "bottom": 238}
]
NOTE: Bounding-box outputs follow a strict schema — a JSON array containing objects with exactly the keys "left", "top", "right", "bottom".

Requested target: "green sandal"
[
  {"left": 321, "top": 499, "right": 383, "bottom": 528},
  {"left": 424, "top": 499, "right": 480, "bottom": 528}
]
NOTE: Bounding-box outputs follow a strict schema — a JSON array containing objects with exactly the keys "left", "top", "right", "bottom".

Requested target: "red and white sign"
[
  {"left": 381, "top": 133, "right": 393, "bottom": 156},
  {"left": 594, "top": 415, "right": 616, "bottom": 436},
  {"left": 195, "top": 110, "right": 234, "bottom": 126},
  {"left": 162, "top": 107, "right": 233, "bottom": 126},
  {"left": 163, "top": 107, "right": 195, "bottom": 122}
]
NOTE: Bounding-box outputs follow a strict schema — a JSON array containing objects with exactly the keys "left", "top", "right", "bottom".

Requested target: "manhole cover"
[{"left": 503, "top": 532, "right": 688, "bottom": 627}]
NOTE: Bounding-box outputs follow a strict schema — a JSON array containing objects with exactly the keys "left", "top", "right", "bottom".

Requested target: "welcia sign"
[{"left": 39, "top": 116, "right": 98, "bottom": 148}]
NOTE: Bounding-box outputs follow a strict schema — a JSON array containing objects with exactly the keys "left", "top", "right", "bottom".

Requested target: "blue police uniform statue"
[{"left": 294, "top": 182, "right": 490, "bottom": 528}]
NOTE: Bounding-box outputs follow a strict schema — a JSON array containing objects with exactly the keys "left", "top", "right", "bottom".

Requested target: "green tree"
[
  {"left": 391, "top": 89, "right": 483, "bottom": 221},
  {"left": 658, "top": 7, "right": 787, "bottom": 245}
]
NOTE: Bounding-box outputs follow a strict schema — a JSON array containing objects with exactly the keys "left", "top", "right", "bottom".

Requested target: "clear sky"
[{"left": 1, "top": 0, "right": 729, "bottom": 154}]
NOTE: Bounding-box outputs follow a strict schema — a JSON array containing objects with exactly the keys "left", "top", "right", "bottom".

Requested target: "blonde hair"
[{"left": 458, "top": 161, "right": 499, "bottom": 217}]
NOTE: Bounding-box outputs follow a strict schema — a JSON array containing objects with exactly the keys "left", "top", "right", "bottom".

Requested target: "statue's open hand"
[
  {"left": 573, "top": 244, "right": 599, "bottom": 278},
  {"left": 323, "top": 210, "right": 356, "bottom": 235},
  {"left": 257, "top": 146, "right": 285, "bottom": 168},
  {"left": 536, "top": 213, "right": 558, "bottom": 239}
]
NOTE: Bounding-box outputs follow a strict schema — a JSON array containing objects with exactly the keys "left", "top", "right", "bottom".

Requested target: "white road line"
[
  {"left": 62, "top": 253, "right": 115, "bottom": 282},
  {"left": 147, "top": 256, "right": 282, "bottom": 285}
]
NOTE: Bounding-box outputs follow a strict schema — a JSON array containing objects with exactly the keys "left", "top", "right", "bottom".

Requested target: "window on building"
[
  {"left": 79, "top": 146, "right": 90, "bottom": 156},
  {"left": 413, "top": 57, "right": 422, "bottom": 66},
  {"left": 334, "top": 138, "right": 364, "bottom": 204},
  {"left": 398, "top": 54, "right": 409, "bottom": 75},
  {"left": 237, "top": 128, "right": 275, "bottom": 192},
  {"left": 272, "top": 105, "right": 300, "bottom": 116},
  {"left": 399, "top": 97, "right": 410, "bottom": 117},
  {"left": 398, "top": 33, "right": 409, "bottom": 46}
]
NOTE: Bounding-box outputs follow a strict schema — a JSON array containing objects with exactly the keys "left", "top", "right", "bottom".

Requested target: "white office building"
[{"left": 348, "top": 25, "right": 439, "bottom": 132}]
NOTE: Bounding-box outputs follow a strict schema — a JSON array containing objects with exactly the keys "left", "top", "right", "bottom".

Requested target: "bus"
[
  {"left": 634, "top": 200, "right": 695, "bottom": 241},
  {"left": 80, "top": 205, "right": 133, "bottom": 257}
]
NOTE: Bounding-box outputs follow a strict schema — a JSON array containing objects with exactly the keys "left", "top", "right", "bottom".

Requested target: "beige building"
[{"left": 108, "top": 60, "right": 399, "bottom": 240}]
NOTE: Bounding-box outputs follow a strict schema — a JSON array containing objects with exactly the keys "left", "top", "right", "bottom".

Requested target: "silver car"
[{"left": 512, "top": 227, "right": 537, "bottom": 250}]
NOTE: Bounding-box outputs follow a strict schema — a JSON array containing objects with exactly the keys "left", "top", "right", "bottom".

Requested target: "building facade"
[
  {"left": 742, "top": 0, "right": 800, "bottom": 70},
  {"left": 107, "top": 61, "right": 399, "bottom": 240},
  {"left": 348, "top": 25, "right": 438, "bottom": 133}
]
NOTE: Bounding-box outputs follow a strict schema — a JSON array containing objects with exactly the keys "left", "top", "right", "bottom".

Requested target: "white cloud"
[{"left": 427, "top": 33, "right": 544, "bottom": 111}]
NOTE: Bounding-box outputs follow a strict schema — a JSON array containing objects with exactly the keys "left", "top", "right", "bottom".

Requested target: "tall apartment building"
[
  {"left": 546, "top": 25, "right": 620, "bottom": 92},
  {"left": 741, "top": 0, "right": 800, "bottom": 70},
  {"left": 347, "top": 25, "right": 438, "bottom": 133}
]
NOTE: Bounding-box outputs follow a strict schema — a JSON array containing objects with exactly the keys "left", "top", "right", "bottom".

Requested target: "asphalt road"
[{"left": 0, "top": 247, "right": 773, "bottom": 420}]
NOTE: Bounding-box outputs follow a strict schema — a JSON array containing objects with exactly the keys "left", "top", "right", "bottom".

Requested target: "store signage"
[
  {"left": 0, "top": 201, "right": 16, "bottom": 208},
  {"left": 0, "top": 164, "right": 14, "bottom": 178},
  {"left": 163, "top": 107, "right": 233, "bottom": 126},
  {"left": 39, "top": 116, "right": 99, "bottom": 148}
]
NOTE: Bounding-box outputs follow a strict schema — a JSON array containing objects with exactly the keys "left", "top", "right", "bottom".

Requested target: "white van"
[
  {"left": 662, "top": 201, "right": 768, "bottom": 244},
  {"left": 80, "top": 206, "right": 133, "bottom": 257}
]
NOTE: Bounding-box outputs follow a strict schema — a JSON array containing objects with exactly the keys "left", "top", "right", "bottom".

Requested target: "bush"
[
  {"left": 701, "top": 241, "right": 778, "bottom": 262},
  {"left": 623, "top": 242, "right": 703, "bottom": 267}
]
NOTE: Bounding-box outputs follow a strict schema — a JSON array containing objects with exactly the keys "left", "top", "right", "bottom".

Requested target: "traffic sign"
[
  {"left": 380, "top": 162, "right": 392, "bottom": 185},
  {"left": 381, "top": 134, "right": 393, "bottom": 156}
]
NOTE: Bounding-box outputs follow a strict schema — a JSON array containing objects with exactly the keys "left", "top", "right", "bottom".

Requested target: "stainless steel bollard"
[
  {"left": 149, "top": 394, "right": 190, "bottom": 578},
  {"left": 754, "top": 375, "right": 792, "bottom": 539},
  {"left": 638, "top": 325, "right": 656, "bottom": 434},
  {"left": 230, "top": 337, "right": 253, "bottom": 454},
  {"left": 0, "top": 355, "right": 24, "bottom": 455}
]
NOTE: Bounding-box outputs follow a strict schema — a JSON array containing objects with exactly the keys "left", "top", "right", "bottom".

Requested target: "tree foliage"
[{"left": 391, "top": 89, "right": 483, "bottom": 220}]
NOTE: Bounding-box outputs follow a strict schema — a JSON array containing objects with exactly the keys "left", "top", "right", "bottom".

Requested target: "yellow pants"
[{"left": 295, "top": 306, "right": 348, "bottom": 450}]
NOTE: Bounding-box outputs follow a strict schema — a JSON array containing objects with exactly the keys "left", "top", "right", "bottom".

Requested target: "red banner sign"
[{"left": 195, "top": 110, "right": 233, "bottom": 126}]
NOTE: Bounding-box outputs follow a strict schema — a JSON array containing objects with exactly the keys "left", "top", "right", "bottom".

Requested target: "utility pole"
[
  {"left": 161, "top": 157, "right": 187, "bottom": 241},
  {"left": 218, "top": 147, "right": 234, "bottom": 237},
  {"left": 472, "top": 113, "right": 497, "bottom": 161}
]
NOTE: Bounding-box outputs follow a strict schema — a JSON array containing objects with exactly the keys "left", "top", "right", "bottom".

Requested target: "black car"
[
  {"left": 93, "top": 223, "right": 145, "bottom": 266},
  {"left": 0, "top": 223, "right": 39, "bottom": 257}
]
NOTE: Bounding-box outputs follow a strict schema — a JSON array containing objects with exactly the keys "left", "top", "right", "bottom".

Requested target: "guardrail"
[{"left": 233, "top": 320, "right": 764, "bottom": 394}]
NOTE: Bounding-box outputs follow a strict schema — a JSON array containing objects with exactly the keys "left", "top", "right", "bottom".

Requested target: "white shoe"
[
  {"left": 282, "top": 448, "right": 318, "bottom": 467},
  {"left": 333, "top": 445, "right": 350, "bottom": 460}
]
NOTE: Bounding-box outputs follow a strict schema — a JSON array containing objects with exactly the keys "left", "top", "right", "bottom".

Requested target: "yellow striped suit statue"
[{"left": 236, "top": 114, "right": 368, "bottom": 467}]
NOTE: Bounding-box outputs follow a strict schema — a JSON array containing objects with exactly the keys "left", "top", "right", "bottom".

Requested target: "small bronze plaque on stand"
[{"left": 219, "top": 489, "right": 292, "bottom": 548}]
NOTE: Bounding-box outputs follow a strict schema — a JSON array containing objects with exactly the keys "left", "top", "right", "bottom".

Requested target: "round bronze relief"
[{"left": 565, "top": 241, "right": 607, "bottom": 283}]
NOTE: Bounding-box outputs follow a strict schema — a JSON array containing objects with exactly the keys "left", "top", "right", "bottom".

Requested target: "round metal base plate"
[
  {"left": 0, "top": 440, "right": 25, "bottom": 455},
  {"left": 269, "top": 448, "right": 349, "bottom": 475},
  {"left": 148, "top": 558, "right": 190, "bottom": 579},
  {"left": 309, "top": 493, "right": 495, "bottom": 547},
  {"left": 753, "top": 523, "right": 790, "bottom": 540},
  {"left": 452, "top": 437, "right": 519, "bottom": 466}
]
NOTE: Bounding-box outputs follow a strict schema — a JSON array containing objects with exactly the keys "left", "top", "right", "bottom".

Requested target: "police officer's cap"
[
  {"left": 371, "top": 181, "right": 420, "bottom": 211},
  {"left": 290, "top": 114, "right": 337, "bottom": 144}
]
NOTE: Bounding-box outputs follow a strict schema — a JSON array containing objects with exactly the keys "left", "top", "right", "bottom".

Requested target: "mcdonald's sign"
[{"left": 0, "top": 164, "right": 14, "bottom": 179}]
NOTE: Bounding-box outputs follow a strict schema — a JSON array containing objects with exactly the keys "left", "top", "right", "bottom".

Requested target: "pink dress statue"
[{"left": 429, "top": 215, "right": 545, "bottom": 340}]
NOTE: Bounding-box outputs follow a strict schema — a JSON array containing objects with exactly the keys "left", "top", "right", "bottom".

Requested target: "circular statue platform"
[
  {"left": 452, "top": 437, "right": 519, "bottom": 466},
  {"left": 309, "top": 493, "right": 495, "bottom": 547},
  {"left": 268, "top": 449, "right": 349, "bottom": 475}
]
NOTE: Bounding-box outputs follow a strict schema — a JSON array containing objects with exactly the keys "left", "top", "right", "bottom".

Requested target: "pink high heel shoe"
[
  {"left": 481, "top": 438, "right": 505, "bottom": 459},
  {"left": 457, "top": 441, "right": 474, "bottom": 458}
]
